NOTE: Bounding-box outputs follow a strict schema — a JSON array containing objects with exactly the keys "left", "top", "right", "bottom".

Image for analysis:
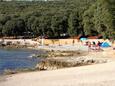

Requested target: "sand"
[
  {"left": 0, "top": 39, "right": 115, "bottom": 86},
  {"left": 0, "top": 61, "right": 115, "bottom": 86}
]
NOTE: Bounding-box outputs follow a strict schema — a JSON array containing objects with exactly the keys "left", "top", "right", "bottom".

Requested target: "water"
[{"left": 0, "top": 48, "right": 45, "bottom": 74}]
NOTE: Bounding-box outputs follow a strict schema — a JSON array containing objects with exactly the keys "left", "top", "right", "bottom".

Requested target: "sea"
[{"left": 0, "top": 48, "right": 45, "bottom": 74}]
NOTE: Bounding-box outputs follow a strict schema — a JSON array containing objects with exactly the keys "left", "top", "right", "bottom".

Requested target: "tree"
[
  {"left": 83, "top": 4, "right": 98, "bottom": 36},
  {"left": 93, "top": 0, "right": 114, "bottom": 38},
  {"left": 0, "top": 0, "right": 114, "bottom": 39},
  {"left": 68, "top": 13, "right": 82, "bottom": 37},
  {"left": 2, "top": 20, "right": 15, "bottom": 36},
  {"left": 14, "top": 18, "right": 25, "bottom": 36},
  {"left": 2, "top": 19, "right": 25, "bottom": 36},
  {"left": 51, "top": 15, "right": 65, "bottom": 37}
]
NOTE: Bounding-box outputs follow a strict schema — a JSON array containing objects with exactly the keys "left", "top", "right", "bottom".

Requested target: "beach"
[
  {"left": 0, "top": 61, "right": 115, "bottom": 86},
  {"left": 0, "top": 38, "right": 115, "bottom": 86},
  {"left": 0, "top": 45, "right": 114, "bottom": 86}
]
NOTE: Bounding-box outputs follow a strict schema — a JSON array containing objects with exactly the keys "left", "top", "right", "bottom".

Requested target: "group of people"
[{"left": 85, "top": 41, "right": 102, "bottom": 51}]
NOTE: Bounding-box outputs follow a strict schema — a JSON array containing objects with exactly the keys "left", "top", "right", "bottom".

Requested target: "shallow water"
[{"left": 0, "top": 48, "right": 45, "bottom": 74}]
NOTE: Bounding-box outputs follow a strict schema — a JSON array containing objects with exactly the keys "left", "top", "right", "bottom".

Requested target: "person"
[
  {"left": 92, "top": 41, "right": 96, "bottom": 45},
  {"left": 85, "top": 41, "right": 89, "bottom": 46},
  {"left": 72, "top": 39, "right": 75, "bottom": 46},
  {"left": 96, "top": 41, "right": 103, "bottom": 51},
  {"left": 97, "top": 41, "right": 101, "bottom": 46},
  {"left": 92, "top": 41, "right": 96, "bottom": 50},
  {"left": 97, "top": 41, "right": 101, "bottom": 49},
  {"left": 88, "top": 41, "right": 91, "bottom": 51}
]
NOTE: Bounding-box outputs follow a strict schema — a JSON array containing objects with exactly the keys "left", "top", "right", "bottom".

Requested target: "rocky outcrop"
[
  {"left": 0, "top": 39, "right": 39, "bottom": 49},
  {"left": 36, "top": 56, "right": 108, "bottom": 70},
  {"left": 39, "top": 50, "right": 88, "bottom": 58},
  {"left": 0, "top": 41, "right": 36, "bottom": 49}
]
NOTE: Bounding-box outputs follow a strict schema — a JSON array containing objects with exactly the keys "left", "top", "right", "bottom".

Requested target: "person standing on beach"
[
  {"left": 72, "top": 39, "right": 75, "bottom": 46},
  {"left": 96, "top": 41, "right": 101, "bottom": 50},
  {"left": 88, "top": 41, "right": 91, "bottom": 51}
]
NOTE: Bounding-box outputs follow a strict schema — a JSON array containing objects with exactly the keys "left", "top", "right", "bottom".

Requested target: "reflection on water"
[{"left": 0, "top": 48, "right": 45, "bottom": 74}]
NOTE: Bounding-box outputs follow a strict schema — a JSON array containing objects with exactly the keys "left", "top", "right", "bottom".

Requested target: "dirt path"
[{"left": 0, "top": 61, "right": 115, "bottom": 86}]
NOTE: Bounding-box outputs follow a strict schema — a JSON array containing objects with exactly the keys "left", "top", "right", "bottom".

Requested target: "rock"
[
  {"left": 36, "top": 55, "right": 109, "bottom": 71},
  {"left": 35, "top": 50, "right": 110, "bottom": 71}
]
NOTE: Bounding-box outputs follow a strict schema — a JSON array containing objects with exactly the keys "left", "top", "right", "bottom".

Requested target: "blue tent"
[{"left": 101, "top": 42, "right": 110, "bottom": 47}]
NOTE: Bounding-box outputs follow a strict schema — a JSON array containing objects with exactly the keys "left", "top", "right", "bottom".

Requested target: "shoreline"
[
  {"left": 0, "top": 43, "right": 114, "bottom": 74},
  {"left": 0, "top": 43, "right": 115, "bottom": 86},
  {"left": 1, "top": 61, "right": 115, "bottom": 86},
  {"left": 1, "top": 46, "right": 113, "bottom": 75},
  {"left": 0, "top": 39, "right": 114, "bottom": 79}
]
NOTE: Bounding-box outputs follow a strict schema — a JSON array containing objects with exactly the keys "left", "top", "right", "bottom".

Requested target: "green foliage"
[
  {"left": 0, "top": 0, "right": 114, "bottom": 39},
  {"left": 83, "top": 0, "right": 115, "bottom": 38}
]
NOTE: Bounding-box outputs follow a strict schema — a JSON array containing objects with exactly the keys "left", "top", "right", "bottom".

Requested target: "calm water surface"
[{"left": 0, "top": 48, "right": 45, "bottom": 74}]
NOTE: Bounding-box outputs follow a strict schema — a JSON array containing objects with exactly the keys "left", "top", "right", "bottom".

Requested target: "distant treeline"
[{"left": 0, "top": 0, "right": 114, "bottom": 39}]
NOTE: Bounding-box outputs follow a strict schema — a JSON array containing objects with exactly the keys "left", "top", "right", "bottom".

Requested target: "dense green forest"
[{"left": 0, "top": 0, "right": 114, "bottom": 39}]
